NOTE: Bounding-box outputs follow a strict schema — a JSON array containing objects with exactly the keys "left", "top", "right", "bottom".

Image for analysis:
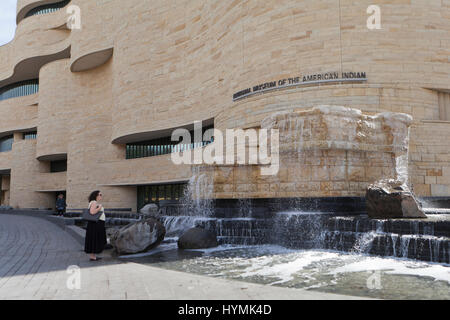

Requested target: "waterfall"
[
  {"left": 238, "top": 199, "right": 253, "bottom": 217},
  {"left": 180, "top": 166, "right": 214, "bottom": 217},
  {"left": 378, "top": 113, "right": 413, "bottom": 186},
  {"left": 161, "top": 216, "right": 216, "bottom": 237},
  {"left": 272, "top": 212, "right": 327, "bottom": 249},
  {"left": 352, "top": 231, "right": 377, "bottom": 254}
]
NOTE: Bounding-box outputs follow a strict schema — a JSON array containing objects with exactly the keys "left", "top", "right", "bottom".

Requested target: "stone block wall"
[{"left": 410, "top": 121, "right": 450, "bottom": 197}]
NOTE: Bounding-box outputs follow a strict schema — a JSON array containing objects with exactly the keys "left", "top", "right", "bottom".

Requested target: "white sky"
[{"left": 0, "top": 0, "right": 18, "bottom": 46}]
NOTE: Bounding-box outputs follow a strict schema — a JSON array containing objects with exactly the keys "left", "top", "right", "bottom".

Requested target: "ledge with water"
[{"left": 158, "top": 204, "right": 450, "bottom": 264}]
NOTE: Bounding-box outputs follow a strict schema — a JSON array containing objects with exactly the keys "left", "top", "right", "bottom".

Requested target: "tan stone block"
[
  {"left": 214, "top": 167, "right": 234, "bottom": 184},
  {"left": 296, "top": 182, "right": 320, "bottom": 192},
  {"left": 436, "top": 154, "right": 450, "bottom": 162},
  {"left": 348, "top": 166, "right": 365, "bottom": 182},
  {"left": 425, "top": 176, "right": 437, "bottom": 185},
  {"left": 320, "top": 182, "right": 333, "bottom": 192},
  {"left": 329, "top": 166, "right": 346, "bottom": 181},
  {"left": 422, "top": 154, "right": 435, "bottom": 162},
  {"left": 427, "top": 169, "right": 443, "bottom": 177},
  {"left": 431, "top": 184, "right": 450, "bottom": 197},
  {"left": 279, "top": 183, "right": 296, "bottom": 193},
  {"left": 270, "top": 184, "right": 280, "bottom": 192},
  {"left": 410, "top": 175, "right": 425, "bottom": 184},
  {"left": 288, "top": 166, "right": 311, "bottom": 182},
  {"left": 366, "top": 166, "right": 385, "bottom": 182},
  {"left": 311, "top": 166, "right": 329, "bottom": 181},
  {"left": 413, "top": 184, "right": 431, "bottom": 197}
]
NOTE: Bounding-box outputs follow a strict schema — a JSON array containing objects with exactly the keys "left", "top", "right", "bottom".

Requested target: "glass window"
[
  {"left": 137, "top": 183, "right": 187, "bottom": 210},
  {"left": 0, "top": 79, "right": 39, "bottom": 102},
  {"left": 0, "top": 136, "right": 13, "bottom": 153},
  {"left": 23, "top": 132, "right": 37, "bottom": 140},
  {"left": 24, "top": 0, "right": 71, "bottom": 18}
]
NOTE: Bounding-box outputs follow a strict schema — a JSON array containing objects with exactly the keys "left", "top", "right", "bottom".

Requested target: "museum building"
[{"left": 0, "top": 0, "right": 449, "bottom": 212}]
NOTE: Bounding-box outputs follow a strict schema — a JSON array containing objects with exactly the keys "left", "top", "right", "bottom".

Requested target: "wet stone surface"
[{"left": 123, "top": 244, "right": 450, "bottom": 300}]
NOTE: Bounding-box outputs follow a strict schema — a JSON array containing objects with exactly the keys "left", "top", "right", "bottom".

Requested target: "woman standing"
[{"left": 84, "top": 191, "right": 107, "bottom": 261}]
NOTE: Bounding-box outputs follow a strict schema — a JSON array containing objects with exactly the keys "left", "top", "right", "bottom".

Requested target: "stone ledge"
[{"left": 65, "top": 224, "right": 85, "bottom": 246}]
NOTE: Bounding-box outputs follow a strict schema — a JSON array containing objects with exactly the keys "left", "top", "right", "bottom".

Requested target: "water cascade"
[
  {"left": 158, "top": 106, "right": 449, "bottom": 264},
  {"left": 180, "top": 165, "right": 214, "bottom": 217}
]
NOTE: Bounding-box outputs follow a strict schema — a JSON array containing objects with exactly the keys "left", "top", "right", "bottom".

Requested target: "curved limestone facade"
[{"left": 0, "top": 0, "right": 449, "bottom": 211}]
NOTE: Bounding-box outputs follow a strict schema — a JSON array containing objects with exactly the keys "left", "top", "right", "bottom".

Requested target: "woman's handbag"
[{"left": 82, "top": 205, "right": 103, "bottom": 222}]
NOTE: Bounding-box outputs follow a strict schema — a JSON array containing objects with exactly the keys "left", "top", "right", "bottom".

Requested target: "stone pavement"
[{"left": 0, "top": 214, "right": 367, "bottom": 300}]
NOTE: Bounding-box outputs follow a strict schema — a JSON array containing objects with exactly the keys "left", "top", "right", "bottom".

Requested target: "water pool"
[{"left": 120, "top": 242, "right": 450, "bottom": 300}]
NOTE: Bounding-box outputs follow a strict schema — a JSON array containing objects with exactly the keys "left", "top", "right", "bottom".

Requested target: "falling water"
[
  {"left": 238, "top": 199, "right": 253, "bottom": 217},
  {"left": 161, "top": 216, "right": 216, "bottom": 237},
  {"left": 180, "top": 166, "right": 214, "bottom": 217}
]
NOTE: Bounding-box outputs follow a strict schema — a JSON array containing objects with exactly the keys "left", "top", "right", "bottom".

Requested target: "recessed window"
[
  {"left": 24, "top": 0, "right": 71, "bottom": 18},
  {"left": 137, "top": 183, "right": 187, "bottom": 210},
  {"left": 126, "top": 125, "right": 214, "bottom": 159},
  {"left": 50, "top": 160, "right": 67, "bottom": 173},
  {"left": 0, "top": 136, "right": 13, "bottom": 153},
  {"left": 0, "top": 80, "right": 39, "bottom": 102},
  {"left": 23, "top": 132, "right": 37, "bottom": 140}
]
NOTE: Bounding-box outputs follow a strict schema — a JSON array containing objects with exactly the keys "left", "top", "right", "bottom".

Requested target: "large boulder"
[
  {"left": 140, "top": 203, "right": 160, "bottom": 219},
  {"left": 110, "top": 218, "right": 166, "bottom": 255},
  {"left": 366, "top": 179, "right": 427, "bottom": 219},
  {"left": 178, "top": 227, "right": 218, "bottom": 249}
]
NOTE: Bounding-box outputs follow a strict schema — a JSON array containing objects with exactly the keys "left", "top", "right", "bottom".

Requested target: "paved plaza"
[{"left": 0, "top": 214, "right": 364, "bottom": 300}]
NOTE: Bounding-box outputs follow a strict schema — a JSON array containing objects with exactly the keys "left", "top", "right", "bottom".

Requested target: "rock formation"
[
  {"left": 110, "top": 218, "right": 165, "bottom": 255},
  {"left": 140, "top": 203, "right": 160, "bottom": 220},
  {"left": 366, "top": 179, "right": 427, "bottom": 219},
  {"left": 178, "top": 227, "right": 218, "bottom": 249}
]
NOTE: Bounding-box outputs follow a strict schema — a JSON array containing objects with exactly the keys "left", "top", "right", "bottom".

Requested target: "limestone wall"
[
  {"left": 0, "top": 0, "right": 449, "bottom": 210},
  {"left": 9, "top": 139, "right": 56, "bottom": 209},
  {"left": 212, "top": 107, "right": 407, "bottom": 199},
  {"left": 410, "top": 121, "right": 450, "bottom": 197}
]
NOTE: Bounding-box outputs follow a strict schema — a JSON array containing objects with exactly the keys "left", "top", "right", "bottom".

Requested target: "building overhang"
[
  {"left": 100, "top": 179, "right": 190, "bottom": 187},
  {"left": 0, "top": 169, "right": 11, "bottom": 175},
  {"left": 112, "top": 118, "right": 215, "bottom": 144},
  {"left": 0, "top": 46, "right": 71, "bottom": 89},
  {"left": 36, "top": 189, "right": 66, "bottom": 193}
]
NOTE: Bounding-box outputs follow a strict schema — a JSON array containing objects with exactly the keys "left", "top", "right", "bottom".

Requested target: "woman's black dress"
[{"left": 84, "top": 220, "right": 107, "bottom": 254}]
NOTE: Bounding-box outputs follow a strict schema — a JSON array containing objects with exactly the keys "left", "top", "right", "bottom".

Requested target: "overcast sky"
[{"left": 0, "top": 0, "right": 18, "bottom": 46}]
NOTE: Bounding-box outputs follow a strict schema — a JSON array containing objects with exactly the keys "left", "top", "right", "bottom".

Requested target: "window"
[
  {"left": 24, "top": 0, "right": 71, "bottom": 18},
  {"left": 23, "top": 132, "right": 37, "bottom": 140},
  {"left": 0, "top": 136, "right": 13, "bottom": 153},
  {"left": 126, "top": 125, "right": 214, "bottom": 159},
  {"left": 137, "top": 183, "right": 187, "bottom": 210},
  {"left": 50, "top": 160, "right": 67, "bottom": 173},
  {"left": 0, "top": 80, "right": 39, "bottom": 102}
]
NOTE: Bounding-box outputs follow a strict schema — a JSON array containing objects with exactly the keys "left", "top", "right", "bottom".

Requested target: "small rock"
[
  {"left": 366, "top": 179, "right": 427, "bottom": 219},
  {"left": 178, "top": 227, "right": 218, "bottom": 249}
]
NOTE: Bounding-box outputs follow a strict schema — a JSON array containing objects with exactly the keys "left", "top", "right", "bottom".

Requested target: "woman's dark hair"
[{"left": 88, "top": 191, "right": 101, "bottom": 203}]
